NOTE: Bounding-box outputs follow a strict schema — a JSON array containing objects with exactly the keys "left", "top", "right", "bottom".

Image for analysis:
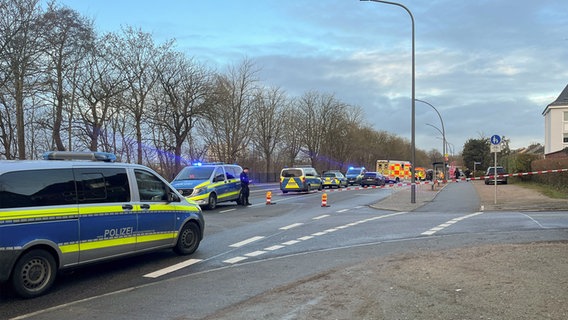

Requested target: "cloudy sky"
[{"left": 53, "top": 0, "right": 568, "bottom": 153}]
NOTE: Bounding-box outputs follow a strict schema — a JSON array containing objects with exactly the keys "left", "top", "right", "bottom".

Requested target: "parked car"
[
  {"left": 280, "top": 167, "right": 323, "bottom": 193},
  {"left": 360, "top": 172, "right": 386, "bottom": 187},
  {"left": 345, "top": 167, "right": 366, "bottom": 185},
  {"left": 484, "top": 166, "right": 508, "bottom": 184},
  {"left": 322, "top": 171, "right": 348, "bottom": 188},
  {"left": 171, "top": 163, "right": 243, "bottom": 210}
]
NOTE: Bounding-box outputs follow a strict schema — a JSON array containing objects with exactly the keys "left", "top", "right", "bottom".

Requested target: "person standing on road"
[
  {"left": 240, "top": 167, "right": 251, "bottom": 206},
  {"left": 454, "top": 168, "right": 461, "bottom": 181}
]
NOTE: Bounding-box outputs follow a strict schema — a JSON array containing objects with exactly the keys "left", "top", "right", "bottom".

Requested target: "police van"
[
  {"left": 171, "top": 163, "right": 243, "bottom": 210},
  {"left": 280, "top": 167, "right": 322, "bottom": 193},
  {"left": 0, "top": 151, "right": 204, "bottom": 298}
]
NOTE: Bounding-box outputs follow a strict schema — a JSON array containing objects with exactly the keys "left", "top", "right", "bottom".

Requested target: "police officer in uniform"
[{"left": 240, "top": 167, "right": 251, "bottom": 205}]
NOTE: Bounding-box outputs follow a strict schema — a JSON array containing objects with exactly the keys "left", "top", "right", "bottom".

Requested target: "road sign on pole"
[
  {"left": 490, "top": 144, "right": 502, "bottom": 153},
  {"left": 490, "top": 134, "right": 502, "bottom": 205},
  {"left": 491, "top": 135, "right": 501, "bottom": 145}
]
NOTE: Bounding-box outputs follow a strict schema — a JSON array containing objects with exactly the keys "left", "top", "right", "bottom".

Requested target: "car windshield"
[
  {"left": 174, "top": 166, "right": 215, "bottom": 180},
  {"left": 364, "top": 173, "right": 376, "bottom": 178},
  {"left": 487, "top": 167, "right": 505, "bottom": 174},
  {"left": 323, "top": 173, "right": 337, "bottom": 177}
]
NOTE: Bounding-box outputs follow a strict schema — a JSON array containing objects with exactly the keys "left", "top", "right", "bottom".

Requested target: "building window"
[
  {"left": 564, "top": 111, "right": 568, "bottom": 122},
  {"left": 564, "top": 133, "right": 568, "bottom": 143}
]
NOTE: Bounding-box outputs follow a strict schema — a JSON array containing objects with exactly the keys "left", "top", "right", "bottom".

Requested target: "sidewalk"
[{"left": 371, "top": 183, "right": 443, "bottom": 211}]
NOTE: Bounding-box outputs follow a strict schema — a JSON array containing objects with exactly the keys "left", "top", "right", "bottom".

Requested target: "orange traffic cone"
[
  {"left": 266, "top": 191, "right": 274, "bottom": 205},
  {"left": 321, "top": 193, "right": 329, "bottom": 207}
]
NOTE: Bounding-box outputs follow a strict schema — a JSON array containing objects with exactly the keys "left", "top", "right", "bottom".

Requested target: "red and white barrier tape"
[{"left": 320, "top": 168, "right": 568, "bottom": 191}]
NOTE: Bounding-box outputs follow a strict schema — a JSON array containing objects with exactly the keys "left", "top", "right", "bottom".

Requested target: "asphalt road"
[{"left": 2, "top": 182, "right": 568, "bottom": 319}]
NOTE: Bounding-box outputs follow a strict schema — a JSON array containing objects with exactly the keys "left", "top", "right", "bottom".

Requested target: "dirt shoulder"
[
  {"left": 205, "top": 182, "right": 568, "bottom": 320},
  {"left": 473, "top": 180, "right": 568, "bottom": 211}
]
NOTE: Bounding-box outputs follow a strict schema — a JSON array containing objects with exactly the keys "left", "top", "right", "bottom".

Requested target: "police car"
[
  {"left": 171, "top": 163, "right": 243, "bottom": 210},
  {"left": 280, "top": 167, "right": 323, "bottom": 193},
  {"left": 0, "top": 151, "right": 204, "bottom": 298}
]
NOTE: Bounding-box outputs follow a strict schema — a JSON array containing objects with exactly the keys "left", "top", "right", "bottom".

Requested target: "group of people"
[{"left": 453, "top": 168, "right": 472, "bottom": 180}]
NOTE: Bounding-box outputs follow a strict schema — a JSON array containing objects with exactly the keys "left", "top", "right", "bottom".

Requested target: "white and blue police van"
[
  {"left": 171, "top": 163, "right": 243, "bottom": 210},
  {"left": 0, "top": 151, "right": 204, "bottom": 298}
]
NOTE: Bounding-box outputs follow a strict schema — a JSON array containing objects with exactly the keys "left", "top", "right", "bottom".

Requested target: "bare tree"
[
  {"left": 251, "top": 86, "right": 287, "bottom": 178},
  {"left": 75, "top": 33, "right": 127, "bottom": 151},
  {"left": 112, "top": 26, "right": 172, "bottom": 164},
  {"left": 297, "top": 91, "right": 344, "bottom": 169},
  {"left": 200, "top": 58, "right": 259, "bottom": 163},
  {"left": 41, "top": 2, "right": 94, "bottom": 151},
  {"left": 154, "top": 51, "right": 211, "bottom": 174},
  {"left": 0, "top": 0, "right": 43, "bottom": 159}
]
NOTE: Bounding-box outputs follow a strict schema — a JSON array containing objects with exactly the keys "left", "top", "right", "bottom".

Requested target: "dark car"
[
  {"left": 322, "top": 171, "right": 348, "bottom": 188},
  {"left": 360, "top": 172, "right": 386, "bottom": 187},
  {"left": 484, "top": 166, "right": 508, "bottom": 184},
  {"left": 345, "top": 167, "right": 366, "bottom": 185}
]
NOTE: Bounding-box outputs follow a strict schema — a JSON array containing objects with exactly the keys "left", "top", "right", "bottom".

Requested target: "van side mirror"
[{"left": 168, "top": 192, "right": 180, "bottom": 202}]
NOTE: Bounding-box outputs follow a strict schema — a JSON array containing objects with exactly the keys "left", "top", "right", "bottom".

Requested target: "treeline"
[{"left": 0, "top": 0, "right": 432, "bottom": 179}]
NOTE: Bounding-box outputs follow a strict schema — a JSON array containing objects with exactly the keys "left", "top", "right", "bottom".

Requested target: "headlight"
[{"left": 192, "top": 188, "right": 206, "bottom": 196}]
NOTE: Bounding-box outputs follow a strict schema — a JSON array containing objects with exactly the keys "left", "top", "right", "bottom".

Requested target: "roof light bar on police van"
[{"left": 43, "top": 151, "right": 117, "bottom": 162}]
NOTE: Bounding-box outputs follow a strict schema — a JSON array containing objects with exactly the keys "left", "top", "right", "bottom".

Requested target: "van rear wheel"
[{"left": 12, "top": 249, "right": 57, "bottom": 299}]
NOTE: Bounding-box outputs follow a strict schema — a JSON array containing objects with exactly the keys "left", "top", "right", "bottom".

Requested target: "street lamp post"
[
  {"left": 417, "top": 99, "right": 446, "bottom": 180},
  {"left": 360, "top": 0, "right": 416, "bottom": 203}
]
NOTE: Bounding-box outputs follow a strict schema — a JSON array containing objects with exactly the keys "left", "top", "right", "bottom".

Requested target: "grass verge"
[{"left": 514, "top": 180, "right": 568, "bottom": 199}]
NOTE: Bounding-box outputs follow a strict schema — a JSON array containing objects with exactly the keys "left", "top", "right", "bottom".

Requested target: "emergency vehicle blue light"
[
  {"left": 192, "top": 162, "right": 203, "bottom": 166},
  {"left": 349, "top": 166, "right": 354, "bottom": 170}
]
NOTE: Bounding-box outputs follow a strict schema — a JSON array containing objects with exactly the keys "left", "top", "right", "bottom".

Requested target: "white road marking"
[
  {"left": 313, "top": 214, "right": 330, "bottom": 220},
  {"left": 220, "top": 208, "right": 236, "bottom": 213},
  {"left": 265, "top": 245, "right": 285, "bottom": 251},
  {"left": 312, "top": 231, "right": 327, "bottom": 236},
  {"left": 324, "top": 228, "right": 338, "bottom": 233},
  {"left": 143, "top": 259, "right": 202, "bottom": 278},
  {"left": 280, "top": 222, "right": 304, "bottom": 230},
  {"left": 282, "top": 240, "right": 300, "bottom": 245},
  {"left": 336, "top": 209, "right": 349, "bottom": 213},
  {"left": 421, "top": 212, "right": 484, "bottom": 236},
  {"left": 229, "top": 236, "right": 265, "bottom": 248},
  {"left": 245, "top": 251, "right": 266, "bottom": 257},
  {"left": 298, "top": 235, "right": 314, "bottom": 241},
  {"left": 223, "top": 256, "right": 248, "bottom": 264}
]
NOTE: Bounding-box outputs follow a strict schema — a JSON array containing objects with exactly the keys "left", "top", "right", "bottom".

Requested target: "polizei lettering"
[{"left": 103, "top": 227, "right": 134, "bottom": 239}]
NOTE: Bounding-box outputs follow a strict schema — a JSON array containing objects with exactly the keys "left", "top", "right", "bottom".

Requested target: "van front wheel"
[
  {"left": 174, "top": 222, "right": 201, "bottom": 255},
  {"left": 12, "top": 249, "right": 57, "bottom": 299},
  {"left": 207, "top": 193, "right": 217, "bottom": 210}
]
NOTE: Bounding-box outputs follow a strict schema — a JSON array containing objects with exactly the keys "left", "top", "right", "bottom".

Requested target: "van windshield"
[
  {"left": 175, "top": 167, "right": 215, "bottom": 180},
  {"left": 281, "top": 169, "right": 302, "bottom": 178},
  {"left": 346, "top": 168, "right": 361, "bottom": 175}
]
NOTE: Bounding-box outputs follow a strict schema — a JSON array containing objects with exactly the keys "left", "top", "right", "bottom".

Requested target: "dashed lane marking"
[
  {"left": 222, "top": 211, "right": 411, "bottom": 266},
  {"left": 143, "top": 259, "right": 202, "bottom": 278},
  {"left": 223, "top": 256, "right": 248, "bottom": 264},
  {"left": 421, "top": 212, "right": 484, "bottom": 236},
  {"left": 220, "top": 208, "right": 236, "bottom": 213},
  {"left": 229, "top": 236, "right": 265, "bottom": 248},
  {"left": 313, "top": 214, "right": 330, "bottom": 220},
  {"left": 280, "top": 222, "right": 304, "bottom": 230},
  {"left": 245, "top": 251, "right": 266, "bottom": 257},
  {"left": 265, "top": 245, "right": 285, "bottom": 251},
  {"left": 336, "top": 209, "right": 349, "bottom": 213}
]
